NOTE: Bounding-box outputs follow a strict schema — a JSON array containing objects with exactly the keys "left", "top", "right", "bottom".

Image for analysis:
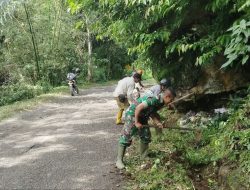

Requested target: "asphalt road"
[{"left": 0, "top": 85, "right": 124, "bottom": 190}]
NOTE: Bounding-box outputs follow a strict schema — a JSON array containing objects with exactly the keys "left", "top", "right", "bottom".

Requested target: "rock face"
[
  {"left": 155, "top": 55, "right": 250, "bottom": 94},
  {"left": 172, "top": 58, "right": 250, "bottom": 111},
  {"left": 153, "top": 52, "right": 250, "bottom": 111},
  {"left": 194, "top": 56, "right": 250, "bottom": 95}
]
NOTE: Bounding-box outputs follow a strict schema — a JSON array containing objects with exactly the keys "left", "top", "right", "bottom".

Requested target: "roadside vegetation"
[
  {"left": 0, "top": 0, "right": 249, "bottom": 189},
  {"left": 0, "top": 80, "right": 116, "bottom": 121},
  {"left": 125, "top": 89, "right": 250, "bottom": 189}
]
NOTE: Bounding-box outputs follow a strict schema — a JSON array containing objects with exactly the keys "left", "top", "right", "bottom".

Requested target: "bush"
[
  {"left": 92, "top": 67, "right": 107, "bottom": 82},
  {"left": 125, "top": 90, "right": 250, "bottom": 189},
  {"left": 0, "top": 81, "right": 52, "bottom": 106}
]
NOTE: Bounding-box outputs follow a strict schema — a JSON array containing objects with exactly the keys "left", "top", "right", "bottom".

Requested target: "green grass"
[
  {"left": 0, "top": 87, "right": 65, "bottom": 121},
  {"left": 124, "top": 93, "right": 250, "bottom": 190},
  {"left": 124, "top": 130, "right": 193, "bottom": 190},
  {"left": 0, "top": 80, "right": 117, "bottom": 121}
]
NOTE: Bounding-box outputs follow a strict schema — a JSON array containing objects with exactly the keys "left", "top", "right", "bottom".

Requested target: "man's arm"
[
  {"left": 134, "top": 103, "right": 146, "bottom": 128},
  {"left": 139, "top": 81, "right": 144, "bottom": 88},
  {"left": 150, "top": 113, "right": 164, "bottom": 129}
]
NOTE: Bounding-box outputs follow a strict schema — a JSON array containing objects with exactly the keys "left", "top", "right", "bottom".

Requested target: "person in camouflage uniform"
[{"left": 116, "top": 87, "right": 176, "bottom": 169}]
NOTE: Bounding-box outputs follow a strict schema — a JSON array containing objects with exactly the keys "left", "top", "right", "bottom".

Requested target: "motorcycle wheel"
[
  {"left": 75, "top": 86, "right": 79, "bottom": 94},
  {"left": 69, "top": 86, "right": 74, "bottom": 96}
]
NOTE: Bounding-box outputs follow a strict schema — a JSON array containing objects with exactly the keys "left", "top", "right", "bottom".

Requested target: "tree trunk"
[
  {"left": 23, "top": 3, "right": 40, "bottom": 80},
  {"left": 51, "top": 0, "right": 63, "bottom": 52},
  {"left": 86, "top": 26, "right": 93, "bottom": 82},
  {"left": 107, "top": 53, "right": 111, "bottom": 79}
]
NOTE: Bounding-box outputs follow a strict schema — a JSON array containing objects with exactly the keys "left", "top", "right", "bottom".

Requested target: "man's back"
[
  {"left": 127, "top": 95, "right": 162, "bottom": 116},
  {"left": 149, "top": 84, "right": 161, "bottom": 96},
  {"left": 113, "top": 77, "right": 135, "bottom": 98}
]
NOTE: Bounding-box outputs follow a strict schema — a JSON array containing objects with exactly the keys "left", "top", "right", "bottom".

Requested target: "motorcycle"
[{"left": 68, "top": 79, "right": 79, "bottom": 96}]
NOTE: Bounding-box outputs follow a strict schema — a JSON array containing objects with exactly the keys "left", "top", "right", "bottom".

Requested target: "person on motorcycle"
[
  {"left": 67, "top": 68, "right": 80, "bottom": 96},
  {"left": 67, "top": 68, "right": 80, "bottom": 81}
]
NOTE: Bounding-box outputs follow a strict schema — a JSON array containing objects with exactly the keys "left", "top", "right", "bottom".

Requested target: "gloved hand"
[{"left": 118, "top": 94, "right": 126, "bottom": 103}]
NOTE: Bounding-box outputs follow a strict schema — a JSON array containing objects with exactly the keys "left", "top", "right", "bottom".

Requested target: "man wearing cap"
[
  {"left": 113, "top": 73, "right": 142, "bottom": 125},
  {"left": 132, "top": 69, "right": 145, "bottom": 91},
  {"left": 145, "top": 78, "right": 171, "bottom": 97},
  {"left": 144, "top": 78, "right": 172, "bottom": 135}
]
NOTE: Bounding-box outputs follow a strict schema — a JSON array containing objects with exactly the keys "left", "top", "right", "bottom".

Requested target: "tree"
[
  {"left": 97, "top": 0, "right": 250, "bottom": 87},
  {"left": 67, "top": 0, "right": 99, "bottom": 81},
  {"left": 0, "top": 0, "right": 27, "bottom": 25},
  {"left": 23, "top": 2, "right": 40, "bottom": 80},
  {"left": 0, "top": 0, "right": 82, "bottom": 85}
]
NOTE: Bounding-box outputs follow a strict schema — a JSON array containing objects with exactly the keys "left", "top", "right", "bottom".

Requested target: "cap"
[
  {"left": 133, "top": 73, "right": 142, "bottom": 80},
  {"left": 160, "top": 78, "right": 171, "bottom": 87}
]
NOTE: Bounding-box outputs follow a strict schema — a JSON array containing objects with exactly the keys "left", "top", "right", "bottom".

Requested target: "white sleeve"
[
  {"left": 127, "top": 81, "right": 135, "bottom": 102},
  {"left": 113, "top": 80, "right": 123, "bottom": 97}
]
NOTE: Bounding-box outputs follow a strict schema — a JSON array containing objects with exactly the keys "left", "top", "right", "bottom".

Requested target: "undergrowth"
[
  {"left": 0, "top": 80, "right": 117, "bottom": 121},
  {"left": 0, "top": 82, "right": 52, "bottom": 106},
  {"left": 125, "top": 91, "right": 250, "bottom": 190},
  {"left": 0, "top": 80, "right": 117, "bottom": 107}
]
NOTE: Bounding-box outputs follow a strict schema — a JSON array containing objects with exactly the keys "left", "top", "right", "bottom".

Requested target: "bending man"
[
  {"left": 145, "top": 78, "right": 171, "bottom": 97},
  {"left": 113, "top": 73, "right": 141, "bottom": 125},
  {"left": 116, "top": 87, "right": 176, "bottom": 169}
]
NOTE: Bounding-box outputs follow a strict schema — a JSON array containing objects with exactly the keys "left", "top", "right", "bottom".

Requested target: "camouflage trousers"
[{"left": 119, "top": 114, "right": 151, "bottom": 147}]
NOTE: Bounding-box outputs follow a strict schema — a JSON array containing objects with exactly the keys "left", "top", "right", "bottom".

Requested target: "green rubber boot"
[
  {"left": 155, "top": 127, "right": 163, "bottom": 136},
  {"left": 140, "top": 142, "right": 149, "bottom": 159},
  {"left": 116, "top": 144, "right": 126, "bottom": 169}
]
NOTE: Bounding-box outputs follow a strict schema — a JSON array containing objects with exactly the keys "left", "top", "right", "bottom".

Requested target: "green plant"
[
  {"left": 222, "top": 19, "right": 250, "bottom": 68},
  {"left": 124, "top": 91, "right": 250, "bottom": 189}
]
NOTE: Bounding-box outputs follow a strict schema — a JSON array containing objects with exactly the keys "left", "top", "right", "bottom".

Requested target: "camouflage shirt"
[{"left": 125, "top": 95, "right": 164, "bottom": 123}]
